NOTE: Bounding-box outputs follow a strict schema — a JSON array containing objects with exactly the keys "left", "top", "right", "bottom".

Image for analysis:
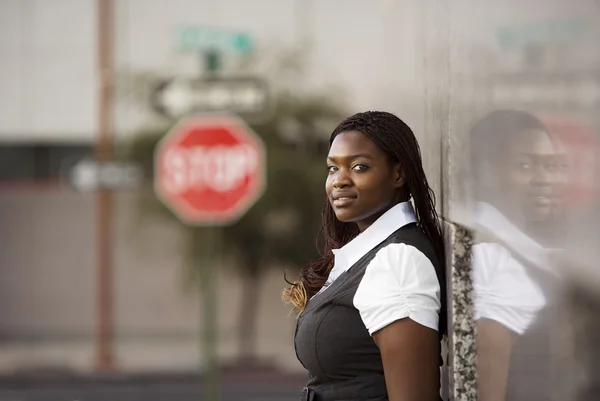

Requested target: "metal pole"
[
  {"left": 198, "top": 227, "right": 220, "bottom": 401},
  {"left": 197, "top": 50, "right": 221, "bottom": 401},
  {"left": 95, "top": 0, "right": 115, "bottom": 372},
  {"left": 203, "top": 48, "right": 222, "bottom": 75}
]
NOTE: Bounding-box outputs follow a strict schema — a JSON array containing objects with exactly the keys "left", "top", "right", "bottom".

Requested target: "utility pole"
[{"left": 95, "top": 0, "right": 115, "bottom": 372}]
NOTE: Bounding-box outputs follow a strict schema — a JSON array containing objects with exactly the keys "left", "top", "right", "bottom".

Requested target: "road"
[{"left": 0, "top": 371, "right": 307, "bottom": 401}]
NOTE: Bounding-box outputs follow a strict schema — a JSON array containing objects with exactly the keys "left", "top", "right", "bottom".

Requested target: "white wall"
[{"left": 0, "top": 0, "right": 97, "bottom": 143}]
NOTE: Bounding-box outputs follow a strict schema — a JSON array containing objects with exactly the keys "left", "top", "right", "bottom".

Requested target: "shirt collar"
[
  {"left": 472, "top": 201, "right": 561, "bottom": 272},
  {"left": 332, "top": 201, "right": 417, "bottom": 271}
]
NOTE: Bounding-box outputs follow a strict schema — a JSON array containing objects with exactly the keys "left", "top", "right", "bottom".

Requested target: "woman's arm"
[
  {"left": 476, "top": 318, "right": 517, "bottom": 401},
  {"left": 373, "top": 318, "right": 440, "bottom": 401}
]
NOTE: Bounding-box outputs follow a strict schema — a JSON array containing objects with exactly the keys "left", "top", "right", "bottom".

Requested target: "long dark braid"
[{"left": 283, "top": 111, "right": 446, "bottom": 334}]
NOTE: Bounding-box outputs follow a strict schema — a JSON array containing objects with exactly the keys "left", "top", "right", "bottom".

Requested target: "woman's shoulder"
[
  {"left": 384, "top": 223, "right": 439, "bottom": 266},
  {"left": 354, "top": 239, "right": 442, "bottom": 334}
]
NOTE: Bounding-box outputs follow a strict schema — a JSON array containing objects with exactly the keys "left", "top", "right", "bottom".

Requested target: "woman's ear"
[{"left": 394, "top": 164, "right": 405, "bottom": 188}]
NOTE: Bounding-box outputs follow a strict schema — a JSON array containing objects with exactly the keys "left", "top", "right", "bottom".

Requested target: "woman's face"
[
  {"left": 495, "top": 129, "right": 569, "bottom": 223},
  {"left": 326, "top": 131, "right": 404, "bottom": 232}
]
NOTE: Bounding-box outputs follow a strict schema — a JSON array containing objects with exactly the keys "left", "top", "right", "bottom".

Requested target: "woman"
[
  {"left": 468, "top": 110, "right": 568, "bottom": 401},
  {"left": 283, "top": 111, "right": 446, "bottom": 401}
]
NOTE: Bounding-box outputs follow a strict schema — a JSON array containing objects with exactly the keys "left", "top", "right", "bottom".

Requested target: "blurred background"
[{"left": 0, "top": 0, "right": 599, "bottom": 400}]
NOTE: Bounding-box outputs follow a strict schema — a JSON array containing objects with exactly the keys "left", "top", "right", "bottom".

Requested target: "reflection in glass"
[{"left": 467, "top": 110, "right": 569, "bottom": 401}]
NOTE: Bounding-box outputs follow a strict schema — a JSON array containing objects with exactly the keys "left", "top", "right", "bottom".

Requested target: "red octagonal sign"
[{"left": 154, "top": 114, "right": 266, "bottom": 226}]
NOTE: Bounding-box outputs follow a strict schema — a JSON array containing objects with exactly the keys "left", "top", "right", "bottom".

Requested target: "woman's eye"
[
  {"left": 327, "top": 165, "right": 338, "bottom": 173},
  {"left": 546, "top": 163, "right": 569, "bottom": 172},
  {"left": 514, "top": 161, "right": 531, "bottom": 170},
  {"left": 352, "top": 164, "right": 369, "bottom": 172}
]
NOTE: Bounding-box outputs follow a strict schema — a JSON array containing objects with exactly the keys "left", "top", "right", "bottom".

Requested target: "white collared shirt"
[
  {"left": 316, "top": 201, "right": 442, "bottom": 335},
  {"left": 471, "top": 202, "right": 561, "bottom": 334}
]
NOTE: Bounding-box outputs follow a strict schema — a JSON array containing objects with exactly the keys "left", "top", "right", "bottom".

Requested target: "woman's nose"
[
  {"left": 532, "top": 164, "right": 553, "bottom": 186},
  {"left": 333, "top": 169, "right": 352, "bottom": 188}
]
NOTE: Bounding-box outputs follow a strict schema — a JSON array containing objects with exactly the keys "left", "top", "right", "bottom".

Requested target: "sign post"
[
  {"left": 154, "top": 114, "right": 266, "bottom": 400},
  {"left": 156, "top": 26, "right": 267, "bottom": 399}
]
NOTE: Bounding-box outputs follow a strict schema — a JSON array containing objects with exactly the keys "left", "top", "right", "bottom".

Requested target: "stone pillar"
[{"left": 444, "top": 222, "right": 477, "bottom": 401}]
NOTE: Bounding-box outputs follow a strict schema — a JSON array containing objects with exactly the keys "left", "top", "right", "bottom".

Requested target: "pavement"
[{"left": 0, "top": 370, "right": 307, "bottom": 401}]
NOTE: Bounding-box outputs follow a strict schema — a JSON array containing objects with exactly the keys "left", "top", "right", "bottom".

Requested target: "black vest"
[{"left": 294, "top": 223, "right": 443, "bottom": 401}]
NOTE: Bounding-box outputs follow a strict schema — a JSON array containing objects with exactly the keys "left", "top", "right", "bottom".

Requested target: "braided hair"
[{"left": 283, "top": 111, "right": 446, "bottom": 334}]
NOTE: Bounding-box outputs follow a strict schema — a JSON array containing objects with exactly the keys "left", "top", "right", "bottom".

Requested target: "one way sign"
[{"left": 151, "top": 77, "right": 270, "bottom": 121}]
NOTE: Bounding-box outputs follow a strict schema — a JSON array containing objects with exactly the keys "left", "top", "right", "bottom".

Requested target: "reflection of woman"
[
  {"left": 284, "top": 111, "right": 446, "bottom": 401},
  {"left": 468, "top": 110, "right": 568, "bottom": 401}
]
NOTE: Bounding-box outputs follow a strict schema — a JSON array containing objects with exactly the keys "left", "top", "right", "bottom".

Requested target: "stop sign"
[{"left": 154, "top": 114, "right": 266, "bottom": 225}]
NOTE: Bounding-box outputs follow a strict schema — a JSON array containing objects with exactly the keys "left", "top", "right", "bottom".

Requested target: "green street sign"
[{"left": 176, "top": 26, "right": 253, "bottom": 54}]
